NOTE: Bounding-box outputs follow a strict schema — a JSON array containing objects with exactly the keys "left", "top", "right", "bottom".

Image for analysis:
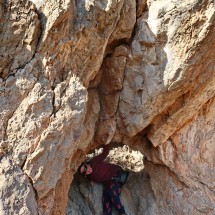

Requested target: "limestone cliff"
[{"left": 0, "top": 0, "right": 214, "bottom": 214}]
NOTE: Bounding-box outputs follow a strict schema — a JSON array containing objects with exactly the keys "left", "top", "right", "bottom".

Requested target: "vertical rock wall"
[
  {"left": 142, "top": 98, "right": 215, "bottom": 214},
  {"left": 0, "top": 0, "right": 214, "bottom": 214}
]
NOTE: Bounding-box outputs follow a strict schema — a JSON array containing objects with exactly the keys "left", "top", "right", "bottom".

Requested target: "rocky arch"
[{"left": 66, "top": 144, "right": 147, "bottom": 215}]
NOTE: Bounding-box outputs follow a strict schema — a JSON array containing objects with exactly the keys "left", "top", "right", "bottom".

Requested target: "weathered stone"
[
  {"left": 0, "top": 0, "right": 214, "bottom": 214},
  {"left": 107, "top": 0, "right": 136, "bottom": 46},
  {"left": 117, "top": 0, "right": 215, "bottom": 140},
  {"left": 136, "top": 0, "right": 147, "bottom": 18},
  {"left": 23, "top": 76, "right": 88, "bottom": 201},
  {"left": 136, "top": 98, "right": 215, "bottom": 214},
  {"left": 0, "top": 158, "right": 38, "bottom": 215},
  {"left": 0, "top": 0, "right": 40, "bottom": 78}
]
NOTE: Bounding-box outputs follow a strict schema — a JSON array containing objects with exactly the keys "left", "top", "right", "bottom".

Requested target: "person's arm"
[{"left": 93, "top": 144, "right": 109, "bottom": 162}]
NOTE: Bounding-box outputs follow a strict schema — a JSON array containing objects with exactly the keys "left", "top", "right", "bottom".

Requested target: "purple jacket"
[{"left": 86, "top": 145, "right": 118, "bottom": 183}]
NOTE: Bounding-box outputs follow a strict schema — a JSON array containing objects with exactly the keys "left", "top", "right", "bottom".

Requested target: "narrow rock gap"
[
  {"left": 51, "top": 88, "right": 57, "bottom": 118},
  {"left": 24, "top": 171, "right": 39, "bottom": 202}
]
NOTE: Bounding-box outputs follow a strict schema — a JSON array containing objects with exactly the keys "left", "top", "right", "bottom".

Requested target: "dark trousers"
[{"left": 102, "top": 181, "right": 125, "bottom": 215}]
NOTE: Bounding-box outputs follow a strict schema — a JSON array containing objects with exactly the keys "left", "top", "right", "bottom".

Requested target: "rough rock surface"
[{"left": 0, "top": 0, "right": 214, "bottom": 214}]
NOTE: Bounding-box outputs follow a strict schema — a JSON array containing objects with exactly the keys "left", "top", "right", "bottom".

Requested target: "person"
[{"left": 79, "top": 144, "right": 129, "bottom": 215}]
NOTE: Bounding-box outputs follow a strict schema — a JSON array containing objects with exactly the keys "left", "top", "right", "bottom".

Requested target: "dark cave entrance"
[{"left": 65, "top": 144, "right": 156, "bottom": 215}]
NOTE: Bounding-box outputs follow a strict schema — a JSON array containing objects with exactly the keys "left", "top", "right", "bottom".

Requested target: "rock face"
[{"left": 0, "top": 0, "right": 214, "bottom": 214}]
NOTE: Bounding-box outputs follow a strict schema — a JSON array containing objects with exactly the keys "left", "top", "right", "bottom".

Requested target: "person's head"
[{"left": 79, "top": 163, "right": 93, "bottom": 176}]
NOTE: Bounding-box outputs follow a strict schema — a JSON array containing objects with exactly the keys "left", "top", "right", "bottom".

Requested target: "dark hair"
[{"left": 78, "top": 163, "right": 85, "bottom": 175}]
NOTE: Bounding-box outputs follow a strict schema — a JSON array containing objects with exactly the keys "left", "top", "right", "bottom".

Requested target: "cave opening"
[{"left": 66, "top": 144, "right": 155, "bottom": 215}]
